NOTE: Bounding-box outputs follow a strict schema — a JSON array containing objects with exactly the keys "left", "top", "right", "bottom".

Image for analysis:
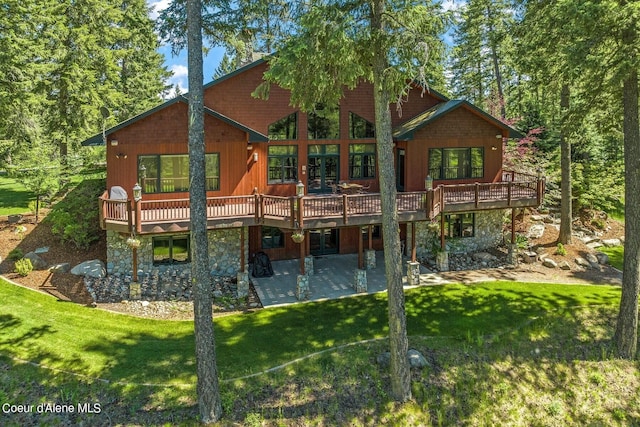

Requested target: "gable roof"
[
  {"left": 81, "top": 95, "right": 268, "bottom": 146},
  {"left": 393, "top": 99, "right": 524, "bottom": 141}
]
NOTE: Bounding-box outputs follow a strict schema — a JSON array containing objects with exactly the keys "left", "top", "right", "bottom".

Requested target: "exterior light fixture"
[
  {"left": 495, "top": 134, "right": 503, "bottom": 139},
  {"left": 253, "top": 152, "right": 259, "bottom": 162},
  {"left": 133, "top": 183, "right": 142, "bottom": 202},
  {"left": 110, "top": 139, "right": 118, "bottom": 146},
  {"left": 247, "top": 144, "right": 253, "bottom": 151},
  {"left": 491, "top": 145, "right": 498, "bottom": 151},
  {"left": 296, "top": 180, "right": 305, "bottom": 197},
  {"left": 424, "top": 175, "right": 433, "bottom": 190}
]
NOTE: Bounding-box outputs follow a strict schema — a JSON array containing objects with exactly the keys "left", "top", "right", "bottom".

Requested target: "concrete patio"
[{"left": 251, "top": 251, "right": 449, "bottom": 307}]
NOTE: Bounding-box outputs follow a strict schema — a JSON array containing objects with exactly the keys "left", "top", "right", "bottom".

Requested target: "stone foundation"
[
  {"left": 414, "top": 210, "right": 506, "bottom": 260},
  {"left": 365, "top": 249, "right": 376, "bottom": 269},
  {"left": 107, "top": 227, "right": 249, "bottom": 277},
  {"left": 353, "top": 269, "right": 367, "bottom": 293},
  {"left": 406, "top": 261, "right": 421, "bottom": 285},
  {"left": 436, "top": 251, "right": 449, "bottom": 272},
  {"left": 304, "top": 256, "right": 314, "bottom": 276},
  {"left": 237, "top": 271, "right": 249, "bottom": 298},
  {"left": 296, "top": 274, "right": 310, "bottom": 300}
]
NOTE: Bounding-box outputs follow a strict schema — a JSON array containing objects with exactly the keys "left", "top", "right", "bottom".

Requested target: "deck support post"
[
  {"left": 440, "top": 213, "right": 446, "bottom": 250},
  {"left": 240, "top": 227, "right": 245, "bottom": 272},
  {"left": 411, "top": 222, "right": 417, "bottom": 262},
  {"left": 368, "top": 225, "right": 373, "bottom": 250},
  {"left": 511, "top": 208, "right": 516, "bottom": 245},
  {"left": 299, "top": 238, "right": 305, "bottom": 275},
  {"left": 406, "top": 261, "right": 421, "bottom": 286},
  {"left": 358, "top": 226, "right": 364, "bottom": 269}
]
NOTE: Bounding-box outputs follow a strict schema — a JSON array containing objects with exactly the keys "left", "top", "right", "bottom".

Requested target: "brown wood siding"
[{"left": 404, "top": 107, "right": 504, "bottom": 191}]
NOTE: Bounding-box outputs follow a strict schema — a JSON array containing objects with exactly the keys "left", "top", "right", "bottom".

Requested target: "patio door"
[
  {"left": 396, "top": 149, "right": 405, "bottom": 191},
  {"left": 309, "top": 228, "right": 339, "bottom": 255},
  {"left": 308, "top": 144, "right": 339, "bottom": 193}
]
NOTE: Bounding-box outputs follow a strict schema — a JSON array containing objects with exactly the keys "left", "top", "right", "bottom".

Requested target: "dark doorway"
[
  {"left": 309, "top": 228, "right": 339, "bottom": 255},
  {"left": 308, "top": 145, "right": 339, "bottom": 193}
]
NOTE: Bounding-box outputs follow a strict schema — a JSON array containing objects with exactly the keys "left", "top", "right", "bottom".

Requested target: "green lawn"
[
  {"left": 0, "top": 278, "right": 629, "bottom": 425},
  {"left": 0, "top": 174, "right": 33, "bottom": 216},
  {"left": 0, "top": 277, "right": 621, "bottom": 385},
  {"left": 599, "top": 245, "right": 624, "bottom": 270}
]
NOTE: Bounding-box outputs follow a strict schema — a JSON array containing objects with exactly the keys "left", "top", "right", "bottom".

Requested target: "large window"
[
  {"left": 139, "top": 154, "right": 219, "bottom": 193},
  {"left": 444, "top": 213, "right": 475, "bottom": 238},
  {"left": 428, "top": 148, "right": 483, "bottom": 180},
  {"left": 349, "top": 144, "right": 376, "bottom": 179},
  {"left": 261, "top": 226, "right": 284, "bottom": 249},
  {"left": 268, "top": 113, "right": 297, "bottom": 140},
  {"left": 268, "top": 145, "right": 298, "bottom": 183},
  {"left": 349, "top": 112, "right": 375, "bottom": 139},
  {"left": 152, "top": 235, "right": 190, "bottom": 265},
  {"left": 308, "top": 104, "right": 339, "bottom": 139}
]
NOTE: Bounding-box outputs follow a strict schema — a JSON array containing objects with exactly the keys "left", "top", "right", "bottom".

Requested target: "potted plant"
[
  {"left": 291, "top": 232, "right": 304, "bottom": 243},
  {"left": 126, "top": 236, "right": 141, "bottom": 249}
]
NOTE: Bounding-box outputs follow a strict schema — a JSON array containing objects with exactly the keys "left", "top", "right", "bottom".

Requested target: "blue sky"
[{"left": 149, "top": 0, "right": 462, "bottom": 94}]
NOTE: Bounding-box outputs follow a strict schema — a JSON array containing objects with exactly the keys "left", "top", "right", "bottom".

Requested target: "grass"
[
  {"left": 599, "top": 246, "right": 624, "bottom": 270},
  {"left": 0, "top": 277, "right": 630, "bottom": 425},
  {"left": 0, "top": 174, "right": 34, "bottom": 216}
]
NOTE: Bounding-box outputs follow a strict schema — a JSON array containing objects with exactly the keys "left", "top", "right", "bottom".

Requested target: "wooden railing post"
[
  {"left": 135, "top": 200, "right": 142, "bottom": 234},
  {"left": 127, "top": 199, "right": 133, "bottom": 232},
  {"left": 255, "top": 194, "right": 261, "bottom": 223},
  {"left": 342, "top": 194, "right": 348, "bottom": 224},
  {"left": 507, "top": 182, "right": 512, "bottom": 206},
  {"left": 426, "top": 189, "right": 433, "bottom": 219},
  {"left": 290, "top": 197, "right": 296, "bottom": 228},
  {"left": 297, "top": 196, "right": 304, "bottom": 229},
  {"left": 474, "top": 183, "right": 479, "bottom": 208}
]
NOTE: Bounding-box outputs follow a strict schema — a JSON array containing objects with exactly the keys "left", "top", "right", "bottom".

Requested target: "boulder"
[
  {"left": 23, "top": 252, "right": 47, "bottom": 270},
  {"left": 530, "top": 214, "right": 546, "bottom": 222},
  {"left": 472, "top": 252, "right": 498, "bottom": 262},
  {"left": 585, "top": 253, "right": 599, "bottom": 265},
  {"left": 527, "top": 224, "right": 546, "bottom": 239},
  {"left": 49, "top": 263, "right": 71, "bottom": 273},
  {"left": 595, "top": 252, "right": 609, "bottom": 265},
  {"left": 575, "top": 257, "right": 591, "bottom": 268},
  {"left": 559, "top": 261, "right": 571, "bottom": 270},
  {"left": 71, "top": 260, "right": 106, "bottom": 278},
  {"left": 602, "top": 238, "right": 622, "bottom": 247},
  {"left": 586, "top": 242, "right": 603, "bottom": 250},
  {"left": 408, "top": 349, "right": 429, "bottom": 369},
  {"left": 542, "top": 258, "right": 558, "bottom": 269}
]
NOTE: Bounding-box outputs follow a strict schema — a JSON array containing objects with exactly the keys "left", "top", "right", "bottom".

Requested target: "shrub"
[
  {"left": 556, "top": 243, "right": 567, "bottom": 256},
  {"left": 14, "top": 258, "right": 33, "bottom": 277},
  {"left": 7, "top": 248, "right": 23, "bottom": 261},
  {"left": 45, "top": 178, "right": 105, "bottom": 249}
]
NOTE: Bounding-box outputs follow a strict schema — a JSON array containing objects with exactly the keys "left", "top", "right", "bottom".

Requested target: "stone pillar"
[
  {"left": 304, "top": 256, "right": 314, "bottom": 276},
  {"left": 506, "top": 243, "right": 519, "bottom": 266},
  {"left": 129, "top": 282, "right": 141, "bottom": 300},
  {"left": 237, "top": 271, "right": 249, "bottom": 298},
  {"left": 406, "top": 261, "right": 421, "bottom": 286},
  {"left": 354, "top": 269, "right": 367, "bottom": 293},
  {"left": 296, "top": 274, "right": 310, "bottom": 300},
  {"left": 365, "top": 249, "right": 376, "bottom": 270},
  {"left": 436, "top": 251, "right": 449, "bottom": 272}
]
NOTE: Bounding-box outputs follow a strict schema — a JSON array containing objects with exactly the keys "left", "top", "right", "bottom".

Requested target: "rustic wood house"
[{"left": 82, "top": 59, "right": 544, "bottom": 281}]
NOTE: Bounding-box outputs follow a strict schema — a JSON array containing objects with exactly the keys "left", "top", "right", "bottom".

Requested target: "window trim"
[
  {"left": 152, "top": 234, "right": 191, "bottom": 265},
  {"left": 349, "top": 112, "right": 375, "bottom": 139},
  {"left": 267, "top": 145, "right": 298, "bottom": 184},
  {"left": 268, "top": 112, "right": 298, "bottom": 140},
  {"left": 138, "top": 153, "right": 220, "bottom": 194},
  {"left": 348, "top": 143, "right": 377, "bottom": 179},
  {"left": 428, "top": 147, "right": 484, "bottom": 180},
  {"left": 444, "top": 213, "right": 475, "bottom": 238}
]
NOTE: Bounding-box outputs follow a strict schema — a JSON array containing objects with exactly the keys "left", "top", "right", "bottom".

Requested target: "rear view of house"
[{"left": 83, "top": 59, "right": 544, "bottom": 284}]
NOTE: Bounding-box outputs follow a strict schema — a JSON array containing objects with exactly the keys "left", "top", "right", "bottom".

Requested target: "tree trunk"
[
  {"left": 371, "top": 0, "right": 411, "bottom": 403},
  {"left": 614, "top": 24, "right": 640, "bottom": 358},
  {"left": 558, "top": 84, "right": 572, "bottom": 245},
  {"left": 187, "top": 0, "right": 222, "bottom": 421},
  {"left": 486, "top": 5, "right": 505, "bottom": 119}
]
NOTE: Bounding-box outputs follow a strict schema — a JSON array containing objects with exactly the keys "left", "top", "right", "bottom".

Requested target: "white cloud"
[
  {"left": 170, "top": 64, "right": 188, "bottom": 79},
  {"left": 148, "top": 0, "right": 172, "bottom": 20},
  {"left": 441, "top": 0, "right": 465, "bottom": 12}
]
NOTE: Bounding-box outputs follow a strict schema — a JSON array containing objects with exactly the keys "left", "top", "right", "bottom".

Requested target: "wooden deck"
[{"left": 100, "top": 171, "right": 544, "bottom": 233}]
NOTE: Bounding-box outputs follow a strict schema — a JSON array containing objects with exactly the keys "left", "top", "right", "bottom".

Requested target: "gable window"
[
  {"left": 153, "top": 235, "right": 190, "bottom": 265},
  {"left": 428, "top": 147, "right": 483, "bottom": 180},
  {"left": 444, "top": 213, "right": 475, "bottom": 238},
  {"left": 349, "top": 112, "right": 375, "bottom": 139},
  {"left": 268, "top": 112, "right": 297, "bottom": 140},
  {"left": 139, "top": 154, "right": 220, "bottom": 193},
  {"left": 268, "top": 145, "right": 298, "bottom": 183},
  {"left": 349, "top": 144, "right": 376, "bottom": 179},
  {"left": 261, "top": 226, "right": 284, "bottom": 249},
  {"left": 308, "top": 104, "right": 339, "bottom": 140}
]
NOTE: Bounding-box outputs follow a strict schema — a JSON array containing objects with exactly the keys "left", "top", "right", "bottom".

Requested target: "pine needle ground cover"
[{"left": 1, "top": 278, "right": 633, "bottom": 425}]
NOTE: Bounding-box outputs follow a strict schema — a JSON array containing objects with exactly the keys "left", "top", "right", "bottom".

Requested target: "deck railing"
[{"left": 99, "top": 170, "right": 544, "bottom": 232}]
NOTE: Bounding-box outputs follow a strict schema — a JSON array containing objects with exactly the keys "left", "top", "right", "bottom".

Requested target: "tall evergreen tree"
[
  {"left": 186, "top": 0, "right": 222, "bottom": 421},
  {"left": 259, "top": 0, "right": 446, "bottom": 401}
]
